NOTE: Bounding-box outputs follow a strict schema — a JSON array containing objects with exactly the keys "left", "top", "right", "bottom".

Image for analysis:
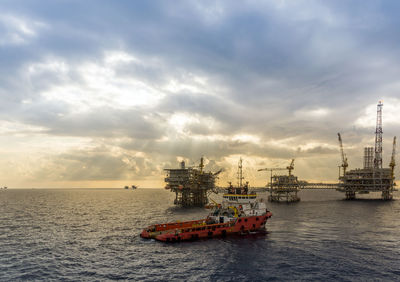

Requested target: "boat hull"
[{"left": 140, "top": 212, "right": 272, "bottom": 242}]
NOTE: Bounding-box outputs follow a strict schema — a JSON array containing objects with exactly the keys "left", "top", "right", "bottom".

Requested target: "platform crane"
[
  {"left": 287, "top": 159, "right": 295, "bottom": 176},
  {"left": 257, "top": 167, "right": 287, "bottom": 173},
  {"left": 258, "top": 167, "right": 287, "bottom": 190},
  {"left": 337, "top": 133, "right": 348, "bottom": 177},
  {"left": 389, "top": 136, "right": 396, "bottom": 180}
]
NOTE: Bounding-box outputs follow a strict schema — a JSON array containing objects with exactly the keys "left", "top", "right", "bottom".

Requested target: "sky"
[{"left": 0, "top": 0, "right": 400, "bottom": 188}]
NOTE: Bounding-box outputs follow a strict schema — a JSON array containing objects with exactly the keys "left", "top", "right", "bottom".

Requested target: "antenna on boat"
[{"left": 237, "top": 158, "right": 244, "bottom": 188}]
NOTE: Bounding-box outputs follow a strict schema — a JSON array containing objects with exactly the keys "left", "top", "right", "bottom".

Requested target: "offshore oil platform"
[
  {"left": 258, "top": 159, "right": 301, "bottom": 202},
  {"left": 258, "top": 158, "right": 337, "bottom": 203},
  {"left": 257, "top": 101, "right": 396, "bottom": 202},
  {"left": 164, "top": 157, "right": 253, "bottom": 207},
  {"left": 337, "top": 101, "right": 397, "bottom": 200},
  {"left": 163, "top": 101, "right": 396, "bottom": 206},
  {"left": 164, "top": 158, "right": 222, "bottom": 207}
]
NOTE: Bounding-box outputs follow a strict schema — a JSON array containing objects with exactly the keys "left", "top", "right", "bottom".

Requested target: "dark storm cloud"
[{"left": 2, "top": 1, "right": 399, "bottom": 118}]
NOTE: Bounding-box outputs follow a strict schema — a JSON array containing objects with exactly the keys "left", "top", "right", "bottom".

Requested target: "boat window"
[
  {"left": 238, "top": 219, "right": 242, "bottom": 223},
  {"left": 245, "top": 219, "right": 248, "bottom": 222},
  {"left": 256, "top": 217, "right": 259, "bottom": 221},
  {"left": 202, "top": 227, "right": 206, "bottom": 230}
]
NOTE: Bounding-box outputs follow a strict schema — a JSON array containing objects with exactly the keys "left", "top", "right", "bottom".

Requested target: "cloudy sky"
[{"left": 1, "top": 0, "right": 399, "bottom": 188}]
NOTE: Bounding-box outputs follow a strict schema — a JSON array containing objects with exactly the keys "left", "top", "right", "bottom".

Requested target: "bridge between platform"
[
  {"left": 215, "top": 183, "right": 338, "bottom": 193},
  {"left": 299, "top": 183, "right": 338, "bottom": 189}
]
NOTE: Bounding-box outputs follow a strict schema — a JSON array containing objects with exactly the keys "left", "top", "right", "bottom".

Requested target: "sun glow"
[{"left": 167, "top": 112, "right": 218, "bottom": 135}]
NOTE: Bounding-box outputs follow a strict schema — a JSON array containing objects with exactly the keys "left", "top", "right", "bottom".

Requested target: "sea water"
[{"left": 1, "top": 189, "right": 400, "bottom": 281}]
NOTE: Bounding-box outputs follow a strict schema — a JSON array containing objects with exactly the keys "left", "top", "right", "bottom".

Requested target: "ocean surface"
[{"left": 1, "top": 188, "right": 400, "bottom": 281}]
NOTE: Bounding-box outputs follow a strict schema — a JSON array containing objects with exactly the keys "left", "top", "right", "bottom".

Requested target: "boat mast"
[{"left": 237, "top": 158, "right": 244, "bottom": 188}]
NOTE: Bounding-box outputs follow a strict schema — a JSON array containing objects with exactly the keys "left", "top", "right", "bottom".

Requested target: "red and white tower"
[{"left": 374, "top": 101, "right": 383, "bottom": 169}]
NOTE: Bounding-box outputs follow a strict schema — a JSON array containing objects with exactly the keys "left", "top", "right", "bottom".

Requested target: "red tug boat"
[
  {"left": 140, "top": 198, "right": 272, "bottom": 242},
  {"left": 141, "top": 159, "right": 272, "bottom": 242}
]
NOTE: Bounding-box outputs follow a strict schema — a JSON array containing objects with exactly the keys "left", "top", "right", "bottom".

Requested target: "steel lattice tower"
[{"left": 374, "top": 101, "right": 383, "bottom": 169}]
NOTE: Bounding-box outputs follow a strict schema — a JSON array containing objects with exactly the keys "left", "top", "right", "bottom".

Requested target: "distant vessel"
[
  {"left": 125, "top": 185, "right": 137, "bottom": 190},
  {"left": 1, "top": 186, "right": 7, "bottom": 190}
]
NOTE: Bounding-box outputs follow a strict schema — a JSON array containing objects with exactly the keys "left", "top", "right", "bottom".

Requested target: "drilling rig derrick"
[{"left": 374, "top": 101, "right": 383, "bottom": 169}]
